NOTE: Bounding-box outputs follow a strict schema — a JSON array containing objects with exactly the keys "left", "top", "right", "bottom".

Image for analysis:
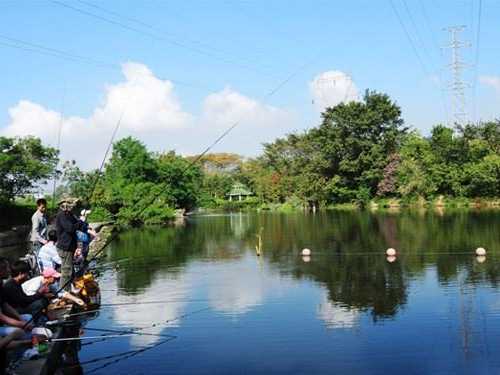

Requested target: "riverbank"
[{"left": 196, "top": 196, "right": 500, "bottom": 213}]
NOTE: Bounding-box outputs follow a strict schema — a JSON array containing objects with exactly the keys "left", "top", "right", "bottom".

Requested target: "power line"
[
  {"left": 75, "top": 0, "right": 234, "bottom": 59},
  {"left": 389, "top": 0, "right": 449, "bottom": 124},
  {"left": 0, "top": 34, "right": 211, "bottom": 91},
  {"left": 50, "top": 0, "right": 277, "bottom": 78},
  {"left": 401, "top": 0, "right": 435, "bottom": 68},
  {"left": 472, "top": 0, "right": 483, "bottom": 123},
  {"left": 389, "top": 0, "right": 431, "bottom": 77},
  {"left": 417, "top": 0, "right": 450, "bottom": 124}
]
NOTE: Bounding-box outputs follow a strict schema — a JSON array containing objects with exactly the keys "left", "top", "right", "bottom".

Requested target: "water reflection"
[
  {"left": 103, "top": 210, "right": 500, "bottom": 322},
  {"left": 83, "top": 210, "right": 500, "bottom": 374},
  {"left": 317, "top": 292, "right": 361, "bottom": 329}
]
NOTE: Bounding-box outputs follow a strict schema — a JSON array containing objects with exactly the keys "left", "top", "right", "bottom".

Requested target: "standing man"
[
  {"left": 55, "top": 197, "right": 88, "bottom": 291},
  {"left": 30, "top": 198, "right": 48, "bottom": 255}
]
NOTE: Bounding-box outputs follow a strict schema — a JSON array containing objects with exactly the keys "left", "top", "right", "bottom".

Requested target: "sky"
[{"left": 1, "top": 0, "right": 500, "bottom": 169}]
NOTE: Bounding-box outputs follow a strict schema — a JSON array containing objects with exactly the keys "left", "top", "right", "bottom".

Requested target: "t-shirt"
[
  {"left": 38, "top": 242, "right": 62, "bottom": 270},
  {"left": 22, "top": 277, "right": 60, "bottom": 298},
  {"left": 21, "top": 276, "right": 44, "bottom": 297},
  {"left": 2, "top": 279, "right": 41, "bottom": 308}
]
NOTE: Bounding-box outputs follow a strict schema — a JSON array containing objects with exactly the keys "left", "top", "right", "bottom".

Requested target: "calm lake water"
[{"left": 80, "top": 210, "right": 500, "bottom": 374}]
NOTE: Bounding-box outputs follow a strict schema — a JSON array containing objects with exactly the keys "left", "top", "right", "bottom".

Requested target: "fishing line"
[
  {"left": 81, "top": 53, "right": 322, "bottom": 267},
  {"left": 24, "top": 81, "right": 136, "bottom": 328},
  {"left": 83, "top": 327, "right": 176, "bottom": 338},
  {"left": 80, "top": 307, "right": 210, "bottom": 346},
  {"left": 51, "top": 81, "right": 67, "bottom": 211},
  {"left": 50, "top": 333, "right": 139, "bottom": 342},
  {"left": 85, "top": 104, "right": 126, "bottom": 203},
  {"left": 99, "top": 299, "right": 209, "bottom": 307},
  {"left": 61, "top": 336, "right": 177, "bottom": 372},
  {"left": 85, "top": 337, "right": 176, "bottom": 374}
]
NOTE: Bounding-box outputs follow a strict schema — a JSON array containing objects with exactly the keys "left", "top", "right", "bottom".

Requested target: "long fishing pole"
[
  {"left": 26, "top": 55, "right": 320, "bottom": 329},
  {"left": 84, "top": 55, "right": 321, "bottom": 264},
  {"left": 51, "top": 82, "right": 66, "bottom": 212},
  {"left": 24, "top": 94, "right": 133, "bottom": 329},
  {"left": 85, "top": 105, "right": 126, "bottom": 204},
  {"left": 85, "top": 337, "right": 176, "bottom": 374}
]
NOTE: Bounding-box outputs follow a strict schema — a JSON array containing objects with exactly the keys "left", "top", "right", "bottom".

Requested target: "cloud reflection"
[
  {"left": 317, "top": 293, "right": 361, "bottom": 329},
  {"left": 108, "top": 273, "right": 191, "bottom": 347}
]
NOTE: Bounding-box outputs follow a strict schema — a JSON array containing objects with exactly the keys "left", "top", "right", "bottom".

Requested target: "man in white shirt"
[
  {"left": 37, "top": 230, "right": 62, "bottom": 272},
  {"left": 22, "top": 269, "right": 84, "bottom": 307}
]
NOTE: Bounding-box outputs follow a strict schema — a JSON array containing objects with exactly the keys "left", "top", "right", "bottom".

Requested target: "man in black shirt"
[
  {"left": 2, "top": 261, "right": 49, "bottom": 317},
  {"left": 55, "top": 197, "right": 88, "bottom": 291}
]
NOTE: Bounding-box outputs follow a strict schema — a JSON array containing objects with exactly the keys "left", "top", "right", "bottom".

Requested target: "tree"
[
  {"left": 157, "top": 151, "right": 202, "bottom": 210},
  {"left": 0, "top": 136, "right": 58, "bottom": 202}
]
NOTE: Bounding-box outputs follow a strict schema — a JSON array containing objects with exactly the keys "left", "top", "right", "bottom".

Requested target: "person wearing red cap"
[{"left": 22, "top": 268, "right": 85, "bottom": 307}]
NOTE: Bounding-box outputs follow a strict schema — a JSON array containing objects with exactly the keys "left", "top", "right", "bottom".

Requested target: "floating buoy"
[
  {"left": 386, "top": 248, "right": 397, "bottom": 256},
  {"left": 386, "top": 256, "right": 397, "bottom": 263},
  {"left": 476, "top": 255, "right": 486, "bottom": 264},
  {"left": 301, "top": 248, "right": 311, "bottom": 256},
  {"left": 302, "top": 255, "right": 311, "bottom": 263},
  {"left": 475, "top": 247, "right": 486, "bottom": 256}
]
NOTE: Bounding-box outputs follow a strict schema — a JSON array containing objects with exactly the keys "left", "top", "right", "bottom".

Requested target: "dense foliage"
[
  {"left": 4, "top": 90, "right": 499, "bottom": 225},
  {"left": 236, "top": 92, "right": 500, "bottom": 207},
  {"left": 0, "top": 136, "right": 58, "bottom": 202},
  {"left": 59, "top": 137, "right": 203, "bottom": 225}
]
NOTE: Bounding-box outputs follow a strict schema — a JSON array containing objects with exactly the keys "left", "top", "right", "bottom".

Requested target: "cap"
[
  {"left": 58, "top": 195, "right": 79, "bottom": 206},
  {"left": 42, "top": 268, "right": 61, "bottom": 278}
]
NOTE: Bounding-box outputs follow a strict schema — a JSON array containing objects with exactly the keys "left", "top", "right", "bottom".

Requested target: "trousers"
[{"left": 56, "top": 248, "right": 73, "bottom": 292}]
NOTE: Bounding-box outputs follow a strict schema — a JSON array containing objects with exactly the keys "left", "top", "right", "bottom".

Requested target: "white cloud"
[
  {"left": 310, "top": 70, "right": 359, "bottom": 111},
  {"left": 1, "top": 63, "right": 297, "bottom": 169},
  {"left": 199, "top": 87, "right": 297, "bottom": 155},
  {"left": 480, "top": 75, "right": 500, "bottom": 92},
  {"left": 1, "top": 62, "right": 192, "bottom": 169}
]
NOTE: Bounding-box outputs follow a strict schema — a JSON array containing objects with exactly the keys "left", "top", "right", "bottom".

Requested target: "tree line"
[{"left": 1, "top": 90, "right": 499, "bottom": 224}]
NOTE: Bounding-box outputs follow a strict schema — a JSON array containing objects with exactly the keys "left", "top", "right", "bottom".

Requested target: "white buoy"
[
  {"left": 475, "top": 247, "right": 486, "bottom": 256},
  {"left": 476, "top": 255, "right": 486, "bottom": 264},
  {"left": 386, "top": 248, "right": 397, "bottom": 257},
  {"left": 302, "top": 255, "right": 311, "bottom": 263},
  {"left": 301, "top": 248, "right": 311, "bottom": 256},
  {"left": 386, "top": 256, "right": 397, "bottom": 263}
]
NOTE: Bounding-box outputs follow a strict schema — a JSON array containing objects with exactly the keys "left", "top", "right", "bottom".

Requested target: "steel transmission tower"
[{"left": 443, "top": 26, "right": 470, "bottom": 127}]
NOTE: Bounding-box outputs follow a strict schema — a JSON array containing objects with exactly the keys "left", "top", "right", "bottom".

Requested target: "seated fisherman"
[
  {"left": 22, "top": 268, "right": 84, "bottom": 307},
  {"left": 2, "top": 261, "right": 51, "bottom": 317},
  {"left": 37, "top": 230, "right": 62, "bottom": 272},
  {"left": 0, "top": 258, "right": 34, "bottom": 341}
]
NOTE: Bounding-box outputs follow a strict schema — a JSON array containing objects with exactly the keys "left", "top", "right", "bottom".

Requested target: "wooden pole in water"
[{"left": 255, "top": 227, "right": 263, "bottom": 256}]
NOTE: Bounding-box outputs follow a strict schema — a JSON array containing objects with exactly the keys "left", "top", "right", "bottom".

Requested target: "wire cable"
[
  {"left": 50, "top": 0, "right": 277, "bottom": 78},
  {"left": 0, "top": 34, "right": 211, "bottom": 91},
  {"left": 472, "top": 0, "right": 483, "bottom": 123}
]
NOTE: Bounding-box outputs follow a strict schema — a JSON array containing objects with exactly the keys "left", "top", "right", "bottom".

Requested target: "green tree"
[{"left": 0, "top": 136, "right": 58, "bottom": 202}]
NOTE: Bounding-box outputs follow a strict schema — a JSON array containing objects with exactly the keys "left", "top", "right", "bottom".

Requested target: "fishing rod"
[
  {"left": 49, "top": 333, "right": 140, "bottom": 342},
  {"left": 84, "top": 327, "right": 176, "bottom": 338},
  {"left": 85, "top": 336, "right": 176, "bottom": 374},
  {"left": 26, "top": 55, "right": 320, "bottom": 329},
  {"left": 83, "top": 55, "right": 321, "bottom": 263},
  {"left": 85, "top": 105, "right": 126, "bottom": 204},
  {"left": 51, "top": 82, "right": 66, "bottom": 212},
  {"left": 80, "top": 306, "right": 211, "bottom": 347}
]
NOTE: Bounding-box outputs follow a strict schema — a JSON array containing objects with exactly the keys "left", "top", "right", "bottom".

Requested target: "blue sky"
[{"left": 1, "top": 0, "right": 499, "bottom": 168}]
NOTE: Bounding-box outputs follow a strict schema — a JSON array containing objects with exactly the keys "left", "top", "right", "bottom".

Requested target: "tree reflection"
[{"left": 105, "top": 210, "right": 500, "bottom": 321}]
